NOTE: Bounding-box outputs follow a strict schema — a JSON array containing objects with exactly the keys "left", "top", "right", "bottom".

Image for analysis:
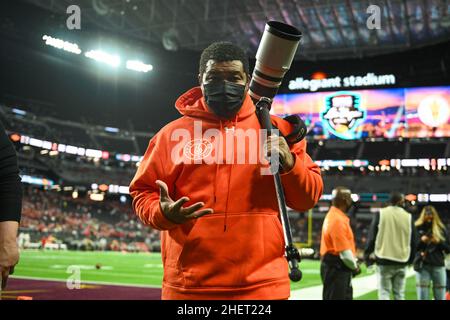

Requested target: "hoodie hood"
[{"left": 175, "top": 86, "right": 255, "bottom": 122}]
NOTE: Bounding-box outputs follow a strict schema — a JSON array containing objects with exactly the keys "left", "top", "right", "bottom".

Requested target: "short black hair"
[
  {"left": 199, "top": 41, "right": 249, "bottom": 76},
  {"left": 389, "top": 192, "right": 404, "bottom": 206}
]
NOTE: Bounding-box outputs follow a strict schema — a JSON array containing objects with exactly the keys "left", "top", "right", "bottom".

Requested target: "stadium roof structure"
[{"left": 25, "top": 0, "right": 450, "bottom": 60}]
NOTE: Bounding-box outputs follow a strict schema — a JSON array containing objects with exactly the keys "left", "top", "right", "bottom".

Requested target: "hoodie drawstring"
[
  {"left": 214, "top": 121, "right": 222, "bottom": 205},
  {"left": 222, "top": 116, "right": 238, "bottom": 232}
]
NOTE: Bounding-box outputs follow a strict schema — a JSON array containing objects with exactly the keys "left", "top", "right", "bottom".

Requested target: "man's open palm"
[{"left": 156, "top": 180, "right": 213, "bottom": 224}]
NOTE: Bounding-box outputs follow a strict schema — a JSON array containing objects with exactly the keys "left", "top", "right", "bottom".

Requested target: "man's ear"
[
  {"left": 198, "top": 73, "right": 202, "bottom": 86},
  {"left": 245, "top": 73, "right": 250, "bottom": 90}
]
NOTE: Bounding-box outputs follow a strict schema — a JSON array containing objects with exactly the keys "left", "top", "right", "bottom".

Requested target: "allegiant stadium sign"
[{"left": 288, "top": 73, "right": 396, "bottom": 92}]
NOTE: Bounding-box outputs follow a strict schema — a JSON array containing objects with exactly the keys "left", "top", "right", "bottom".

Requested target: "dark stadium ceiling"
[{"left": 24, "top": 0, "right": 450, "bottom": 60}]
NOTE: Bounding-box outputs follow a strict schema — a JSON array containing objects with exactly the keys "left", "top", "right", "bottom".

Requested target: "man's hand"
[
  {"left": 364, "top": 255, "right": 375, "bottom": 267},
  {"left": 264, "top": 135, "right": 295, "bottom": 172},
  {"left": 352, "top": 266, "right": 361, "bottom": 277},
  {"left": 430, "top": 236, "right": 441, "bottom": 244},
  {"left": 0, "top": 221, "right": 19, "bottom": 290},
  {"left": 352, "top": 261, "right": 362, "bottom": 277},
  {"left": 156, "top": 180, "right": 213, "bottom": 224}
]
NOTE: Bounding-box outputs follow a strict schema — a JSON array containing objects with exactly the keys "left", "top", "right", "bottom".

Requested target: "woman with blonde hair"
[{"left": 414, "top": 205, "right": 450, "bottom": 300}]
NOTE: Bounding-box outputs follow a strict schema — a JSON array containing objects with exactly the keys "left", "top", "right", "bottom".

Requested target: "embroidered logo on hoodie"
[{"left": 183, "top": 139, "right": 213, "bottom": 161}]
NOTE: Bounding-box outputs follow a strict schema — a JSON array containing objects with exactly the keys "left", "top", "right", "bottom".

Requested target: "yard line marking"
[
  {"left": 15, "top": 266, "right": 163, "bottom": 278},
  {"left": 49, "top": 265, "right": 114, "bottom": 270},
  {"left": 143, "top": 264, "right": 163, "bottom": 268},
  {"left": 10, "top": 275, "right": 162, "bottom": 289}
]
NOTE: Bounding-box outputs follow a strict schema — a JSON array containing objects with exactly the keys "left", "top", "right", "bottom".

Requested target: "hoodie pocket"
[{"left": 175, "top": 213, "right": 287, "bottom": 288}]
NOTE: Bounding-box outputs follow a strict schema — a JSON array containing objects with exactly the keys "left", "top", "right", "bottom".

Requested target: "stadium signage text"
[{"left": 288, "top": 73, "right": 396, "bottom": 92}]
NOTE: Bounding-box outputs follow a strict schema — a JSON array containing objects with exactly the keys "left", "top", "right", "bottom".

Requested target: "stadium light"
[
  {"left": 429, "top": 194, "right": 448, "bottom": 202},
  {"left": 42, "top": 35, "right": 82, "bottom": 54},
  {"left": 118, "top": 186, "right": 129, "bottom": 194},
  {"left": 85, "top": 50, "right": 120, "bottom": 67},
  {"left": 90, "top": 193, "right": 104, "bottom": 201},
  {"left": 104, "top": 127, "right": 119, "bottom": 133},
  {"left": 9, "top": 133, "right": 21, "bottom": 142},
  {"left": 126, "top": 60, "right": 153, "bottom": 73},
  {"left": 86, "top": 149, "right": 103, "bottom": 158},
  {"left": 12, "top": 108, "right": 26, "bottom": 115},
  {"left": 21, "top": 175, "right": 54, "bottom": 187}
]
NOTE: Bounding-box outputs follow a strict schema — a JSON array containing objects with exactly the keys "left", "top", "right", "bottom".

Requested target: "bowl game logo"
[
  {"left": 183, "top": 139, "right": 213, "bottom": 161},
  {"left": 321, "top": 92, "right": 365, "bottom": 140}
]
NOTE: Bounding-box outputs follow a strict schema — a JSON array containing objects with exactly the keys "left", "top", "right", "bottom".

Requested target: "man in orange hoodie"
[{"left": 129, "top": 42, "right": 323, "bottom": 300}]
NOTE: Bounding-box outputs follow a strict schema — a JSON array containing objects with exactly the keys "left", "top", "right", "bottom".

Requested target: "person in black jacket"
[
  {"left": 0, "top": 120, "right": 22, "bottom": 290},
  {"left": 414, "top": 205, "right": 450, "bottom": 300}
]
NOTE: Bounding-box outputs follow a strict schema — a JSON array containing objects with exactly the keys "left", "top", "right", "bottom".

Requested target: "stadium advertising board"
[{"left": 272, "top": 86, "right": 450, "bottom": 140}]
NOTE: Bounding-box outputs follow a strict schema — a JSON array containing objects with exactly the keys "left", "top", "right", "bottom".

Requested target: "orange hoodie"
[{"left": 129, "top": 87, "right": 323, "bottom": 300}]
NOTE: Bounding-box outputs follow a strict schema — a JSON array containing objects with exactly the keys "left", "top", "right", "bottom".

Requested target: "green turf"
[
  {"left": 13, "top": 250, "right": 420, "bottom": 299},
  {"left": 357, "top": 276, "right": 418, "bottom": 300},
  {"left": 14, "top": 250, "right": 164, "bottom": 287},
  {"left": 14, "top": 250, "right": 328, "bottom": 289}
]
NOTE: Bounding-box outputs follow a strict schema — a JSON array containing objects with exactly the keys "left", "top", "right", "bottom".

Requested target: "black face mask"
[{"left": 203, "top": 81, "right": 246, "bottom": 119}]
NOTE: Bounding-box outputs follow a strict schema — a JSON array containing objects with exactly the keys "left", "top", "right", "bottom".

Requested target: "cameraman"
[{"left": 414, "top": 206, "right": 449, "bottom": 300}]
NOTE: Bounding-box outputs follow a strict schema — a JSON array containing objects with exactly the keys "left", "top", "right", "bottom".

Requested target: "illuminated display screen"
[{"left": 272, "top": 86, "right": 450, "bottom": 140}]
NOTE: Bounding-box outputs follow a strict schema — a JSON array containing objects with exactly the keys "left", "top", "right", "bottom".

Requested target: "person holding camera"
[
  {"left": 364, "top": 192, "right": 417, "bottom": 300},
  {"left": 129, "top": 42, "right": 323, "bottom": 300},
  {"left": 414, "top": 205, "right": 449, "bottom": 300}
]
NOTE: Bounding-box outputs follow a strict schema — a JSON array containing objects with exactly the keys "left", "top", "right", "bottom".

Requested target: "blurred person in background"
[
  {"left": 364, "top": 192, "right": 417, "bottom": 300},
  {"left": 320, "top": 187, "right": 360, "bottom": 300},
  {"left": 414, "top": 205, "right": 450, "bottom": 300},
  {"left": 446, "top": 253, "right": 450, "bottom": 300},
  {"left": 0, "top": 121, "right": 22, "bottom": 290}
]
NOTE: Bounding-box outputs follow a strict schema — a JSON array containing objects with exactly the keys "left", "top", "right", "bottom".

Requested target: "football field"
[{"left": 4, "top": 250, "right": 419, "bottom": 300}]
